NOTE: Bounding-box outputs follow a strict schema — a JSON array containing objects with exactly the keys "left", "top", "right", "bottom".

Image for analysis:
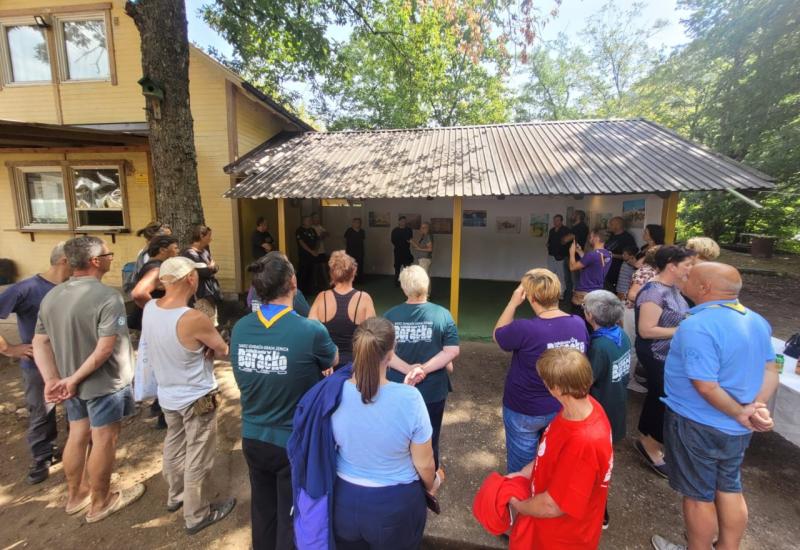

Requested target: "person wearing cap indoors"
[{"left": 141, "top": 256, "right": 235, "bottom": 534}]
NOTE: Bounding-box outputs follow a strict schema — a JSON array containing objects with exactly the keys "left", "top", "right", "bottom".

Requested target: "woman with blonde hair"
[
  {"left": 329, "top": 317, "right": 440, "bottom": 548},
  {"left": 385, "top": 265, "right": 460, "bottom": 473},
  {"left": 309, "top": 251, "right": 376, "bottom": 367},
  {"left": 686, "top": 236, "right": 720, "bottom": 262},
  {"left": 493, "top": 268, "right": 589, "bottom": 473}
]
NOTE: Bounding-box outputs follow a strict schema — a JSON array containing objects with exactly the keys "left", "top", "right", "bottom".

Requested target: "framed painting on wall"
[
  {"left": 368, "top": 211, "right": 391, "bottom": 227},
  {"left": 400, "top": 213, "right": 422, "bottom": 230},
  {"left": 463, "top": 210, "right": 487, "bottom": 227},
  {"left": 496, "top": 216, "right": 522, "bottom": 234},
  {"left": 529, "top": 213, "right": 549, "bottom": 237},
  {"left": 430, "top": 217, "right": 453, "bottom": 234},
  {"left": 622, "top": 199, "right": 646, "bottom": 229}
]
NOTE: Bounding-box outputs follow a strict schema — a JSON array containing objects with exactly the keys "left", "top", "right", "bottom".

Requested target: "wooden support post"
[
  {"left": 277, "top": 197, "right": 287, "bottom": 253},
  {"left": 661, "top": 192, "right": 680, "bottom": 244},
  {"left": 450, "top": 196, "right": 463, "bottom": 324}
]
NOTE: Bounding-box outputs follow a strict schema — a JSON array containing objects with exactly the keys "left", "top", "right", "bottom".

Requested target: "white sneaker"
[
  {"left": 651, "top": 535, "right": 687, "bottom": 550},
  {"left": 627, "top": 377, "right": 648, "bottom": 393}
]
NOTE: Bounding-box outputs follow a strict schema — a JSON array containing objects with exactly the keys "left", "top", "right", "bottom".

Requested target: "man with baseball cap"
[{"left": 140, "top": 256, "right": 235, "bottom": 534}]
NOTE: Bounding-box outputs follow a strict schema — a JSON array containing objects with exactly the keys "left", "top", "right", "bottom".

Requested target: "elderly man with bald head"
[{"left": 651, "top": 262, "right": 780, "bottom": 550}]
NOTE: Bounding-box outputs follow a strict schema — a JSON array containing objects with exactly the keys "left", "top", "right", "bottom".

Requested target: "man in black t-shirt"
[
  {"left": 251, "top": 217, "right": 274, "bottom": 260},
  {"left": 295, "top": 216, "right": 319, "bottom": 294},
  {"left": 546, "top": 214, "right": 571, "bottom": 299},
  {"left": 563, "top": 209, "right": 589, "bottom": 300},
  {"left": 604, "top": 216, "right": 638, "bottom": 292},
  {"left": 390, "top": 216, "right": 413, "bottom": 285},
  {"left": 344, "top": 217, "right": 366, "bottom": 282}
]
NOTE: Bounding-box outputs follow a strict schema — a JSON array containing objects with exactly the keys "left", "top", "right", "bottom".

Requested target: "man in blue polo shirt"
[{"left": 651, "top": 263, "right": 779, "bottom": 550}]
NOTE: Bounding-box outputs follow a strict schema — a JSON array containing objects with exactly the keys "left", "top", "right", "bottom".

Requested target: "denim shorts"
[
  {"left": 64, "top": 385, "right": 135, "bottom": 427},
  {"left": 664, "top": 407, "right": 752, "bottom": 502},
  {"left": 503, "top": 405, "right": 558, "bottom": 474}
]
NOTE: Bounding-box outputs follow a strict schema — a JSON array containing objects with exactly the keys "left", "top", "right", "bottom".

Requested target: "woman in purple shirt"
[
  {"left": 569, "top": 229, "right": 612, "bottom": 319},
  {"left": 493, "top": 268, "right": 589, "bottom": 473}
]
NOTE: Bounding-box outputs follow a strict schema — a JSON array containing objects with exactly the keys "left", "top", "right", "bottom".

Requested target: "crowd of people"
[{"left": 0, "top": 210, "right": 781, "bottom": 550}]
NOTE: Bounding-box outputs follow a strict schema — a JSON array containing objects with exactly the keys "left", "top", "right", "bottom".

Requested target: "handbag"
[{"left": 784, "top": 333, "right": 800, "bottom": 359}]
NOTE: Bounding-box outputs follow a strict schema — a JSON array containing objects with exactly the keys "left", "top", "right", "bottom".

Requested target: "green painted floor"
[{"left": 311, "top": 275, "right": 530, "bottom": 340}]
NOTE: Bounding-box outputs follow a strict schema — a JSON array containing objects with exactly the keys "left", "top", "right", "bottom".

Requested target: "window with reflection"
[
  {"left": 5, "top": 24, "right": 51, "bottom": 82},
  {"left": 61, "top": 18, "right": 109, "bottom": 80}
]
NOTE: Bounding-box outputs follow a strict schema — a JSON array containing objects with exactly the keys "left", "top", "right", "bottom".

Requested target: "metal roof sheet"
[{"left": 223, "top": 119, "right": 774, "bottom": 199}]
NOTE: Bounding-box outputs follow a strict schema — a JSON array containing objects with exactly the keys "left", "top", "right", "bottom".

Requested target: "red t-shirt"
[{"left": 529, "top": 396, "right": 613, "bottom": 550}]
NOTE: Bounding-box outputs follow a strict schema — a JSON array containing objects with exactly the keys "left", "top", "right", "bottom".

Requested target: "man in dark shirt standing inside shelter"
[
  {"left": 296, "top": 216, "right": 319, "bottom": 295},
  {"left": 546, "top": 214, "right": 571, "bottom": 300},
  {"left": 344, "top": 217, "right": 366, "bottom": 282},
  {"left": 604, "top": 216, "right": 638, "bottom": 293},
  {"left": 251, "top": 217, "right": 274, "bottom": 260},
  {"left": 563, "top": 209, "right": 590, "bottom": 300},
  {"left": 391, "top": 216, "right": 413, "bottom": 286}
]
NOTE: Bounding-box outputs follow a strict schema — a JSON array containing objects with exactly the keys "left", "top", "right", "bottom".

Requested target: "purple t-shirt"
[
  {"left": 0, "top": 275, "right": 56, "bottom": 370},
  {"left": 495, "top": 315, "right": 590, "bottom": 416},
  {"left": 576, "top": 249, "right": 612, "bottom": 292}
]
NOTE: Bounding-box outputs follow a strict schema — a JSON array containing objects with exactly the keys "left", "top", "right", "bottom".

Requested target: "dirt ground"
[{"left": 1, "top": 255, "right": 798, "bottom": 549}]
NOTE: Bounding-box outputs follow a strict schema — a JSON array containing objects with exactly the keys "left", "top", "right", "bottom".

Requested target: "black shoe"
[
  {"left": 26, "top": 458, "right": 52, "bottom": 485},
  {"left": 148, "top": 399, "right": 162, "bottom": 417},
  {"left": 155, "top": 413, "right": 168, "bottom": 430},
  {"left": 603, "top": 508, "right": 609, "bottom": 530},
  {"left": 167, "top": 501, "right": 183, "bottom": 512},
  {"left": 50, "top": 445, "right": 62, "bottom": 463},
  {"left": 186, "top": 498, "right": 236, "bottom": 535}
]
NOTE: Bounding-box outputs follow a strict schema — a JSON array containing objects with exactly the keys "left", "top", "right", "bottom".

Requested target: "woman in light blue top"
[{"left": 331, "top": 317, "right": 441, "bottom": 549}]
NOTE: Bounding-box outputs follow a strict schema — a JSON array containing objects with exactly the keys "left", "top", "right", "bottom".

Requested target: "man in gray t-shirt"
[{"left": 33, "top": 236, "right": 144, "bottom": 522}]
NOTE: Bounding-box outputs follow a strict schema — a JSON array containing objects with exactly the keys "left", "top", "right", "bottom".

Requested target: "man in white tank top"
[{"left": 140, "top": 257, "right": 234, "bottom": 535}]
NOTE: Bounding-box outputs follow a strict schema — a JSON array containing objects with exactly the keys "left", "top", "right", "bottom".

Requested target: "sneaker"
[
  {"left": 166, "top": 500, "right": 183, "bottom": 513},
  {"left": 651, "top": 534, "right": 686, "bottom": 550},
  {"left": 155, "top": 413, "right": 167, "bottom": 430},
  {"left": 26, "top": 458, "right": 52, "bottom": 485},
  {"left": 186, "top": 498, "right": 236, "bottom": 535},
  {"left": 603, "top": 509, "right": 609, "bottom": 530}
]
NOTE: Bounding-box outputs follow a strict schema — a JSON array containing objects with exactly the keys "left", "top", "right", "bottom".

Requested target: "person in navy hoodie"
[{"left": 290, "top": 317, "right": 440, "bottom": 550}]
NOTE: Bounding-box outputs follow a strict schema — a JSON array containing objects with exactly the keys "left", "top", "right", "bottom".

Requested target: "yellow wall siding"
[
  {"left": 0, "top": 151, "right": 153, "bottom": 287},
  {"left": 0, "top": 0, "right": 146, "bottom": 124},
  {"left": 236, "top": 92, "right": 284, "bottom": 154}
]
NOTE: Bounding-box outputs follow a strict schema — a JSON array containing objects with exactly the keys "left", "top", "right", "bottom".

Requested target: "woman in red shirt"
[{"left": 508, "top": 347, "right": 614, "bottom": 550}]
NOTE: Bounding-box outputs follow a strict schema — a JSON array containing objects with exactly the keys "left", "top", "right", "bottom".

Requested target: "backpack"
[{"left": 122, "top": 262, "right": 137, "bottom": 295}]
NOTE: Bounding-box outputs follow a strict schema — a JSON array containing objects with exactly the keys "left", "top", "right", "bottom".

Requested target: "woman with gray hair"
[
  {"left": 384, "top": 265, "right": 460, "bottom": 474},
  {"left": 583, "top": 290, "right": 631, "bottom": 529}
]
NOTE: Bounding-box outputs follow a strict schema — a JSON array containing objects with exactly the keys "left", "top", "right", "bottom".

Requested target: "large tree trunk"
[{"left": 125, "top": 0, "right": 204, "bottom": 246}]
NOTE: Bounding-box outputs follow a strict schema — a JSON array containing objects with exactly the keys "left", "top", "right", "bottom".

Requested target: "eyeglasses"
[{"left": 95, "top": 252, "right": 114, "bottom": 259}]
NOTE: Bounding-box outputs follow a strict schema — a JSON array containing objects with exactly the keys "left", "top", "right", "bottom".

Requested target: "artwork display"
[
  {"left": 566, "top": 206, "right": 575, "bottom": 223},
  {"left": 463, "top": 210, "right": 487, "bottom": 227},
  {"left": 529, "top": 213, "right": 549, "bottom": 237},
  {"left": 400, "top": 213, "right": 422, "bottom": 230},
  {"left": 368, "top": 211, "right": 391, "bottom": 227},
  {"left": 591, "top": 211, "right": 614, "bottom": 230},
  {"left": 496, "top": 216, "right": 522, "bottom": 234},
  {"left": 622, "top": 199, "right": 646, "bottom": 229},
  {"left": 430, "top": 217, "right": 453, "bottom": 234}
]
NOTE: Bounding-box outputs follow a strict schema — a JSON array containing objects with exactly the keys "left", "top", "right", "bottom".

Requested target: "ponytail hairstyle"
[{"left": 352, "top": 317, "right": 396, "bottom": 404}]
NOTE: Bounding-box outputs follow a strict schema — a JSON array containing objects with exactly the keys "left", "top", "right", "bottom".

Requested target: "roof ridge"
[{"left": 306, "top": 118, "right": 642, "bottom": 136}]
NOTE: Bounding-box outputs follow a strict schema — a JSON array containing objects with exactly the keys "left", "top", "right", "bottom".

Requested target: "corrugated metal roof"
[{"left": 223, "top": 119, "right": 774, "bottom": 199}]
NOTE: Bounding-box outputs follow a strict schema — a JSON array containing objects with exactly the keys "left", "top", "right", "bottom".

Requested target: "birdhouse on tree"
[{"left": 138, "top": 77, "right": 164, "bottom": 120}]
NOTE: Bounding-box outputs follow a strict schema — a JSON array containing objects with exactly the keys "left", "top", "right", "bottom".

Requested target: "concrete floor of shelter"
[{"left": 311, "top": 274, "right": 529, "bottom": 340}]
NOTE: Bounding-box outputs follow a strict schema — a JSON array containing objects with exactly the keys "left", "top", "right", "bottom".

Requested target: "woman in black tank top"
[{"left": 309, "top": 251, "right": 376, "bottom": 367}]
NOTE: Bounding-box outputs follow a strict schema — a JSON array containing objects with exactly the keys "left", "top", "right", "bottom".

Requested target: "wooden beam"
[
  {"left": 661, "top": 191, "right": 680, "bottom": 244},
  {"left": 0, "top": 3, "right": 112, "bottom": 17},
  {"left": 450, "top": 196, "right": 463, "bottom": 325},
  {"left": 225, "top": 80, "right": 244, "bottom": 292},
  {"left": 277, "top": 197, "right": 287, "bottom": 254},
  {"left": 0, "top": 146, "right": 148, "bottom": 154}
]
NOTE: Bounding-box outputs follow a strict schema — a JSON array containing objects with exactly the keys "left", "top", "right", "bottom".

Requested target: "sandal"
[
  {"left": 85, "top": 483, "right": 146, "bottom": 524},
  {"left": 65, "top": 495, "right": 91, "bottom": 515}
]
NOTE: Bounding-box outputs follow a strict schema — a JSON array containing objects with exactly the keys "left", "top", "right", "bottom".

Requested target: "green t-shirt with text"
[
  {"left": 231, "top": 309, "right": 337, "bottom": 447},
  {"left": 588, "top": 332, "right": 631, "bottom": 443},
  {"left": 384, "top": 302, "right": 459, "bottom": 403}
]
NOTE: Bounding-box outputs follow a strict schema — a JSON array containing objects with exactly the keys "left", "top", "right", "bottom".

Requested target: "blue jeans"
[
  {"left": 503, "top": 406, "right": 557, "bottom": 474},
  {"left": 64, "top": 385, "right": 135, "bottom": 427}
]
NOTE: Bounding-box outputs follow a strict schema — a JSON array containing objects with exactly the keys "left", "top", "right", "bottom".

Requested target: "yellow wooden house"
[{"left": 0, "top": 0, "right": 311, "bottom": 292}]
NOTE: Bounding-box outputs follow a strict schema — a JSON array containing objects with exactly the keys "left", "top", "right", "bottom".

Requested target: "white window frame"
[
  {"left": 10, "top": 160, "right": 130, "bottom": 232},
  {"left": 0, "top": 16, "right": 53, "bottom": 86},
  {"left": 54, "top": 12, "right": 111, "bottom": 83}
]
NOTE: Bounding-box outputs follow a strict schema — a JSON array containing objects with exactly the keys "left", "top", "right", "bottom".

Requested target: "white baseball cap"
[{"left": 159, "top": 256, "right": 206, "bottom": 283}]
